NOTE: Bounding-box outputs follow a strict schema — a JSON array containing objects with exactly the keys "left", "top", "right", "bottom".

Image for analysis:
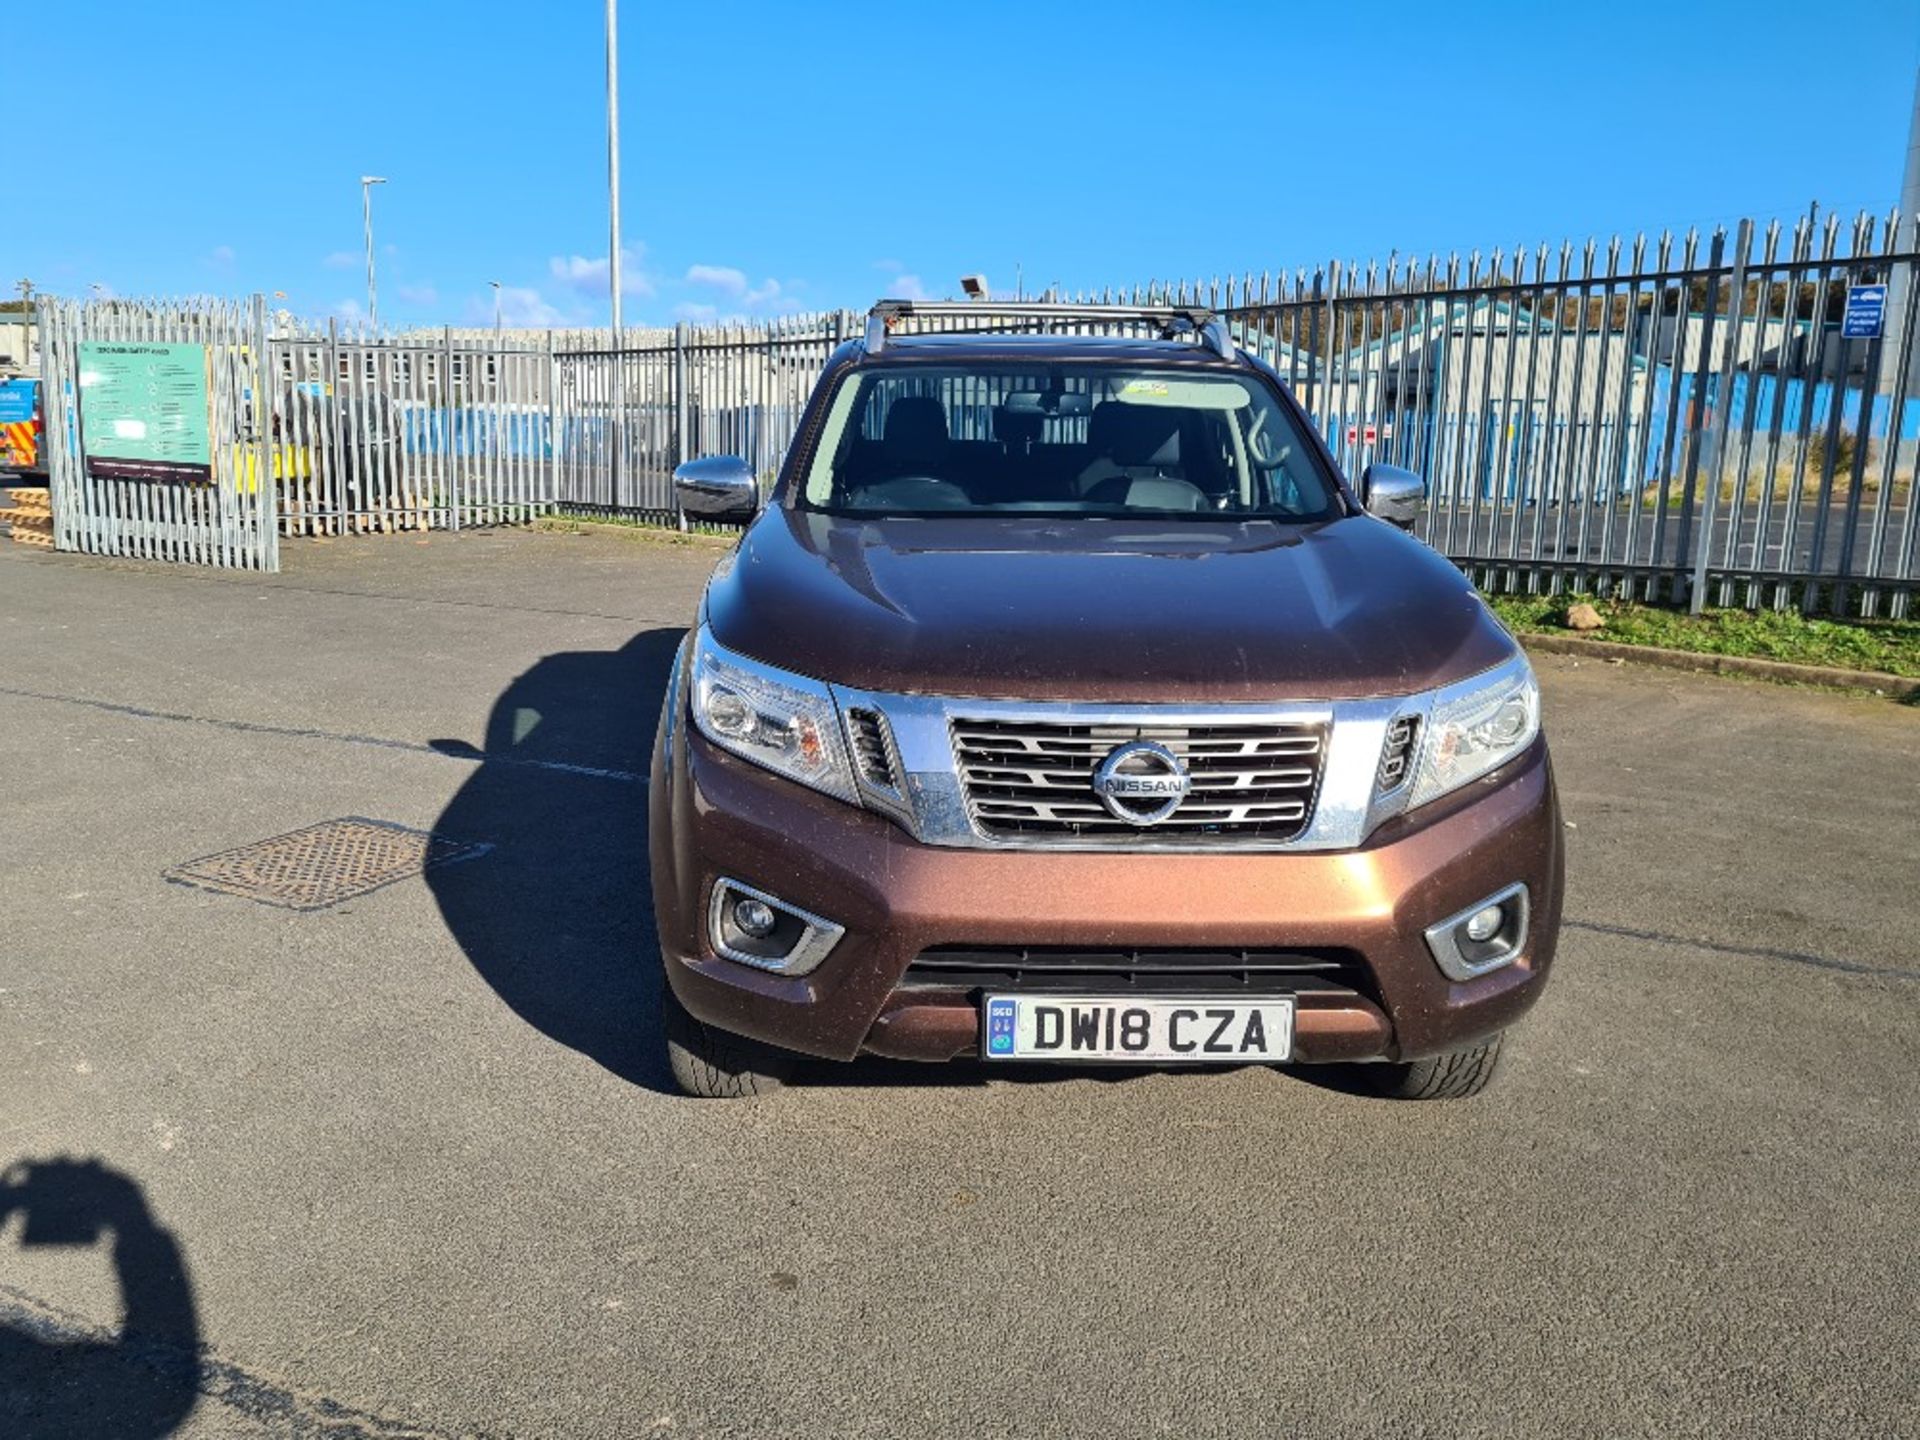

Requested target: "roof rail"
[{"left": 863, "top": 300, "right": 1236, "bottom": 362}]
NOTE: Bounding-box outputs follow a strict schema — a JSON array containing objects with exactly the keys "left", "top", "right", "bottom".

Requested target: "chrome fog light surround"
[
  {"left": 707, "top": 877, "right": 844, "bottom": 976},
  {"left": 1424, "top": 883, "right": 1530, "bottom": 981}
]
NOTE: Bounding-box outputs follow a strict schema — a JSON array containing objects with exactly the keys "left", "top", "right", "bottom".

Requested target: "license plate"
[{"left": 981, "top": 995, "right": 1294, "bottom": 1063}]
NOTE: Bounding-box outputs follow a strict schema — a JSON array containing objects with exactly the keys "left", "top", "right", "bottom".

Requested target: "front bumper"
[{"left": 651, "top": 702, "right": 1564, "bottom": 1067}]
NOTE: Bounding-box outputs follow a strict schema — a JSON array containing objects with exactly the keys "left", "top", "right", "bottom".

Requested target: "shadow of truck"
[{"left": 428, "top": 627, "right": 684, "bottom": 1093}]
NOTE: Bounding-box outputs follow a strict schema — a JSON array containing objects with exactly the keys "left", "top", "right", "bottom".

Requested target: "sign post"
[{"left": 76, "top": 341, "right": 214, "bottom": 483}]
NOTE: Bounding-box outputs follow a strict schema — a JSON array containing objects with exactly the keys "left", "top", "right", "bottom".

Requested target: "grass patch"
[
  {"left": 1487, "top": 591, "right": 1920, "bottom": 678},
  {"left": 534, "top": 514, "right": 735, "bottom": 549}
]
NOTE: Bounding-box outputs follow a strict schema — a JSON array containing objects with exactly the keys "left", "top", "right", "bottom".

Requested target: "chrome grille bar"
[
  {"left": 952, "top": 716, "right": 1328, "bottom": 842},
  {"left": 952, "top": 726, "right": 1322, "bottom": 756},
  {"left": 964, "top": 764, "right": 1316, "bottom": 790}
]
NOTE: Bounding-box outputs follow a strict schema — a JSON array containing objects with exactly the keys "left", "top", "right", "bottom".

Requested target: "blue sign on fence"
[{"left": 1842, "top": 283, "right": 1887, "bottom": 340}]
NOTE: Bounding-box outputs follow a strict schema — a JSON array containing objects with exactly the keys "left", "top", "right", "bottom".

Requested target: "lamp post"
[
  {"left": 1886, "top": 66, "right": 1920, "bottom": 401},
  {"left": 605, "top": 0, "right": 626, "bottom": 501},
  {"left": 605, "top": 0, "right": 622, "bottom": 341},
  {"left": 490, "top": 280, "right": 502, "bottom": 338},
  {"left": 360, "top": 175, "right": 388, "bottom": 328}
]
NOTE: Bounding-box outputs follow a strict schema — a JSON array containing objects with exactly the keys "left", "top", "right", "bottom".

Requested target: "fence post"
[
  {"left": 1691, "top": 220, "right": 1750, "bottom": 613},
  {"left": 1305, "top": 268, "right": 1325, "bottom": 430},
  {"left": 545, "top": 328, "right": 559, "bottom": 512},
  {"left": 1833, "top": 298, "right": 1884, "bottom": 616},
  {"left": 54, "top": 299, "right": 76, "bottom": 548},
  {"left": 444, "top": 325, "right": 459, "bottom": 532},
  {"left": 1675, "top": 228, "right": 1727, "bottom": 602},
  {"left": 1320, "top": 262, "right": 1342, "bottom": 459},
  {"left": 608, "top": 326, "right": 625, "bottom": 511},
  {"left": 325, "top": 317, "right": 345, "bottom": 523},
  {"left": 251, "top": 293, "right": 280, "bottom": 571},
  {"left": 673, "top": 321, "right": 688, "bottom": 531},
  {"left": 40, "top": 299, "right": 72, "bottom": 550}
]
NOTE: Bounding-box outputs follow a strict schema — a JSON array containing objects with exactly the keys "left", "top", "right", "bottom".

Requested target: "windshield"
[{"left": 798, "top": 363, "right": 1340, "bottom": 520}]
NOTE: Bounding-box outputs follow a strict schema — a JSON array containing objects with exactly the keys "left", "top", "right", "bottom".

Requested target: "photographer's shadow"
[
  {"left": 0, "top": 1157, "right": 200, "bottom": 1439},
  {"left": 427, "top": 628, "right": 684, "bottom": 1093}
]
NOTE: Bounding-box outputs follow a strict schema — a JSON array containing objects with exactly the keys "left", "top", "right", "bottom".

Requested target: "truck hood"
[{"left": 703, "top": 508, "right": 1516, "bottom": 702}]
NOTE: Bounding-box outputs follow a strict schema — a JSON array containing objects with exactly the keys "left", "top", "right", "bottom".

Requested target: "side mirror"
[
  {"left": 673, "top": 455, "right": 759, "bottom": 525},
  {"left": 1360, "top": 463, "right": 1424, "bottom": 530}
]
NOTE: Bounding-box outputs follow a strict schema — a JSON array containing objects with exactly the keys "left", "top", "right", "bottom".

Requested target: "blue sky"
[{"left": 10, "top": 0, "right": 1920, "bottom": 328}]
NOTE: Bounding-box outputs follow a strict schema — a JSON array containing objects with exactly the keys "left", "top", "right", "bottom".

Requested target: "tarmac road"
[{"left": 0, "top": 529, "right": 1914, "bottom": 1439}]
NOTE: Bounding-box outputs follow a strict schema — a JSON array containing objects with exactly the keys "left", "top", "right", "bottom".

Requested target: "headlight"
[
  {"left": 1407, "top": 652, "right": 1540, "bottom": 809},
  {"left": 690, "top": 628, "right": 858, "bottom": 803}
]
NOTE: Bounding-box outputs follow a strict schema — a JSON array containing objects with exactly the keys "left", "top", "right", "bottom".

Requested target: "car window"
[{"left": 799, "top": 364, "right": 1338, "bottom": 520}]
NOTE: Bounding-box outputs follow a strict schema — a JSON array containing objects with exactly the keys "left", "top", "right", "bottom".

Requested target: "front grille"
[
  {"left": 903, "top": 945, "right": 1366, "bottom": 996},
  {"left": 951, "top": 717, "right": 1326, "bottom": 842}
]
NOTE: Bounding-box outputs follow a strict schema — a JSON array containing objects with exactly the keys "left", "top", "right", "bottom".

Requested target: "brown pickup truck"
[{"left": 649, "top": 302, "right": 1563, "bottom": 1099}]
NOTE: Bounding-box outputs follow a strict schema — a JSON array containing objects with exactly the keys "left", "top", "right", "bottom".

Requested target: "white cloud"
[
  {"left": 872, "top": 258, "right": 937, "bottom": 300},
  {"left": 209, "top": 244, "right": 237, "bottom": 267},
  {"left": 395, "top": 282, "right": 439, "bottom": 306},
  {"left": 331, "top": 298, "right": 365, "bottom": 322},
  {"left": 492, "top": 285, "right": 567, "bottom": 327},
  {"left": 685, "top": 263, "right": 749, "bottom": 295},
  {"left": 673, "top": 301, "right": 718, "bottom": 323},
  {"left": 550, "top": 246, "right": 655, "bottom": 298},
  {"left": 322, "top": 250, "right": 358, "bottom": 270},
  {"left": 551, "top": 254, "right": 603, "bottom": 286},
  {"left": 684, "top": 264, "right": 794, "bottom": 311},
  {"left": 883, "top": 272, "right": 934, "bottom": 301}
]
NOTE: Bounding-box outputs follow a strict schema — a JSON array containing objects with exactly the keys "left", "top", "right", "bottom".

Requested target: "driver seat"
[
  {"left": 881, "top": 396, "right": 951, "bottom": 479},
  {"left": 1075, "top": 402, "right": 1184, "bottom": 494}
]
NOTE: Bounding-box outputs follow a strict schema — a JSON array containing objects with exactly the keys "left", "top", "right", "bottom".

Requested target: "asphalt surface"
[{"left": 0, "top": 527, "right": 1915, "bottom": 1439}]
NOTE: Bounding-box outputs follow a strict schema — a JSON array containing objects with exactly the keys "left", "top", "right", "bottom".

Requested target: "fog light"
[
  {"left": 708, "top": 878, "right": 845, "bottom": 977},
  {"left": 1424, "top": 883, "right": 1530, "bottom": 982},
  {"left": 1464, "top": 904, "right": 1505, "bottom": 943},
  {"left": 732, "top": 896, "right": 777, "bottom": 937}
]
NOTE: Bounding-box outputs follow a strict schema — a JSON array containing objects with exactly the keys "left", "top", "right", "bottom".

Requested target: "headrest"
[
  {"left": 882, "top": 396, "right": 950, "bottom": 467},
  {"left": 1089, "top": 402, "right": 1181, "bottom": 467},
  {"left": 993, "top": 404, "right": 1044, "bottom": 448}
]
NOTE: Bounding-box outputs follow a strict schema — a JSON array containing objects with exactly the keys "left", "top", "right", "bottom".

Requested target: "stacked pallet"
[{"left": 0, "top": 486, "right": 53, "bottom": 548}]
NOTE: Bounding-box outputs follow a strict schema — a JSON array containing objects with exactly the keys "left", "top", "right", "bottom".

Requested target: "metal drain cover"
[{"left": 164, "top": 817, "right": 488, "bottom": 912}]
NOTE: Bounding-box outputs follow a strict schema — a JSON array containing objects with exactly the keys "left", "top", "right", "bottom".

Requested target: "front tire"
[
  {"left": 1366, "top": 1033, "right": 1503, "bottom": 1100},
  {"left": 662, "top": 982, "right": 796, "bottom": 1098}
]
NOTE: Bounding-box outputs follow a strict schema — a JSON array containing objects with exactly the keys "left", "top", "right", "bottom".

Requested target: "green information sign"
[{"left": 77, "top": 341, "right": 214, "bottom": 483}]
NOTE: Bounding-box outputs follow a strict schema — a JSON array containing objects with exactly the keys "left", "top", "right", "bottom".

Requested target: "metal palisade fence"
[
  {"left": 1216, "top": 210, "right": 1920, "bottom": 618},
  {"left": 27, "top": 206, "right": 1920, "bottom": 614},
  {"left": 38, "top": 294, "right": 280, "bottom": 569},
  {"left": 551, "top": 316, "right": 852, "bottom": 516},
  {"left": 269, "top": 320, "right": 557, "bottom": 535}
]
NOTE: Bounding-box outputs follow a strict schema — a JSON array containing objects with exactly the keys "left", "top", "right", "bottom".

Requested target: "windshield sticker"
[{"left": 1121, "top": 380, "right": 1170, "bottom": 397}]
